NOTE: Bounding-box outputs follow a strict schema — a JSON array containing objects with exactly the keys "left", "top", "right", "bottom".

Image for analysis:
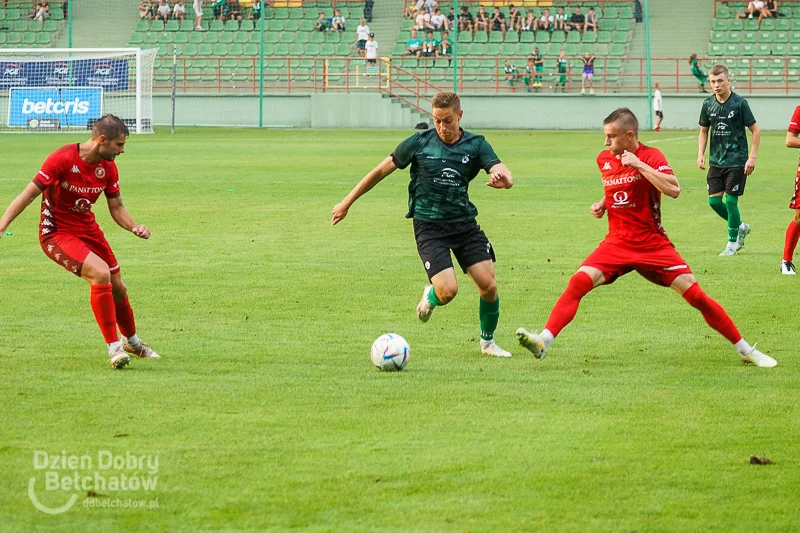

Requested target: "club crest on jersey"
[
  {"left": 62, "top": 182, "right": 69, "bottom": 189},
  {"left": 602, "top": 162, "right": 612, "bottom": 171},
  {"left": 462, "top": 155, "right": 470, "bottom": 164},
  {"left": 95, "top": 167, "right": 105, "bottom": 179}
]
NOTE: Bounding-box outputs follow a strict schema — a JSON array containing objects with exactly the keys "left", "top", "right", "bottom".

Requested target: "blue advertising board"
[
  {"left": 0, "top": 59, "right": 129, "bottom": 91},
  {"left": 8, "top": 87, "right": 103, "bottom": 127}
]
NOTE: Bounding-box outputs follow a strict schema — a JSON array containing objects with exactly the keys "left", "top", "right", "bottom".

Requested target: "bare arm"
[
  {"left": 697, "top": 126, "right": 709, "bottom": 169},
  {"left": 486, "top": 162, "right": 513, "bottom": 189},
  {"left": 745, "top": 122, "right": 760, "bottom": 176},
  {"left": 332, "top": 156, "right": 398, "bottom": 225},
  {"left": 107, "top": 196, "right": 151, "bottom": 238},
  {"left": 786, "top": 130, "right": 800, "bottom": 148},
  {"left": 0, "top": 182, "right": 42, "bottom": 236},
  {"left": 621, "top": 150, "right": 681, "bottom": 199},
  {"left": 590, "top": 198, "right": 606, "bottom": 219}
]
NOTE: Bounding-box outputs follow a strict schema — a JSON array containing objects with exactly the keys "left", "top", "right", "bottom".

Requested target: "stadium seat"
[
  {"left": 335, "top": 42, "right": 350, "bottom": 56},
  {"left": 583, "top": 32, "right": 597, "bottom": 44},
  {"left": 243, "top": 43, "right": 259, "bottom": 55},
  {"left": 240, "top": 20, "right": 255, "bottom": 31},
  {"left": 310, "top": 31, "right": 324, "bottom": 44},
  {"left": 567, "top": 31, "right": 581, "bottom": 43},
  {"left": 593, "top": 43, "right": 609, "bottom": 56},
  {"left": 717, "top": 6, "right": 731, "bottom": 18},
  {"left": 612, "top": 31, "right": 628, "bottom": 43},
  {"left": 305, "top": 43, "right": 320, "bottom": 55},
  {"left": 136, "top": 20, "right": 149, "bottom": 32},
  {"left": 470, "top": 43, "right": 486, "bottom": 55},
  {"left": 220, "top": 32, "right": 234, "bottom": 44},
  {"left": 598, "top": 19, "right": 614, "bottom": 32},
  {"left": 7, "top": 32, "right": 21, "bottom": 45},
  {"left": 204, "top": 32, "right": 219, "bottom": 43},
  {"left": 774, "top": 43, "right": 788, "bottom": 55},
  {"left": 151, "top": 20, "right": 165, "bottom": 31},
  {"left": 725, "top": 43, "right": 740, "bottom": 55},
  {"left": 36, "top": 33, "right": 50, "bottom": 45},
  {"left": 28, "top": 20, "right": 42, "bottom": 32},
  {"left": 296, "top": 32, "right": 309, "bottom": 44},
  {"left": 740, "top": 43, "right": 755, "bottom": 56},
  {"left": 175, "top": 32, "right": 189, "bottom": 44},
  {"left": 289, "top": 42, "right": 305, "bottom": 55},
  {"left": 500, "top": 43, "right": 516, "bottom": 56},
  {"left": 742, "top": 31, "right": 757, "bottom": 43},
  {"left": 189, "top": 31, "right": 203, "bottom": 44},
  {"left": 744, "top": 19, "right": 759, "bottom": 31},
  {"left": 616, "top": 19, "right": 631, "bottom": 32},
  {"left": 145, "top": 33, "right": 159, "bottom": 44},
  {"left": 226, "top": 20, "right": 240, "bottom": 31},
  {"left": 777, "top": 19, "right": 792, "bottom": 32},
  {"left": 776, "top": 31, "right": 789, "bottom": 43},
  {"left": 21, "top": 33, "right": 36, "bottom": 45},
  {"left": 130, "top": 32, "right": 145, "bottom": 45},
  {"left": 166, "top": 20, "right": 180, "bottom": 32},
  {"left": 13, "top": 20, "right": 27, "bottom": 32},
  {"left": 288, "top": 7, "right": 304, "bottom": 19},
  {"left": 551, "top": 32, "right": 566, "bottom": 44},
  {"left": 275, "top": 42, "right": 289, "bottom": 55},
  {"left": 619, "top": 7, "right": 634, "bottom": 19},
  {"left": 274, "top": 8, "right": 289, "bottom": 19},
  {"left": 713, "top": 19, "right": 729, "bottom": 31},
  {"left": 609, "top": 43, "right": 625, "bottom": 57},
  {"left": 265, "top": 32, "right": 280, "bottom": 43},
  {"left": 564, "top": 43, "right": 578, "bottom": 56},
  {"left": 161, "top": 33, "right": 174, "bottom": 44},
  {"left": 761, "top": 19, "right": 776, "bottom": 31},
  {"left": 759, "top": 31, "right": 774, "bottom": 43},
  {"left": 536, "top": 32, "right": 550, "bottom": 43},
  {"left": 280, "top": 32, "right": 295, "bottom": 43},
  {"left": 486, "top": 43, "right": 500, "bottom": 56},
  {"left": 300, "top": 20, "right": 314, "bottom": 31},
  {"left": 234, "top": 32, "right": 249, "bottom": 44},
  {"left": 184, "top": 43, "right": 199, "bottom": 56},
  {"left": 198, "top": 43, "right": 213, "bottom": 56},
  {"left": 285, "top": 20, "right": 300, "bottom": 32},
  {"left": 730, "top": 19, "right": 744, "bottom": 31},
  {"left": 604, "top": 7, "right": 619, "bottom": 18},
  {"left": 43, "top": 20, "right": 58, "bottom": 32},
  {"left": 756, "top": 43, "right": 771, "bottom": 55},
  {"left": 210, "top": 20, "right": 224, "bottom": 31},
  {"left": 791, "top": 44, "right": 800, "bottom": 56},
  {"left": 489, "top": 31, "right": 503, "bottom": 43}
]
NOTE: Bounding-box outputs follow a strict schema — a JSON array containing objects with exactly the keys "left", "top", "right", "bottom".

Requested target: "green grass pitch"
[{"left": 0, "top": 127, "right": 798, "bottom": 531}]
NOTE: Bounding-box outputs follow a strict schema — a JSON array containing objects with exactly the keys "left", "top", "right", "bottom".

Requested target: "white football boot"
[
  {"left": 719, "top": 243, "right": 737, "bottom": 256},
  {"left": 416, "top": 285, "right": 436, "bottom": 323},
  {"left": 515, "top": 328, "right": 547, "bottom": 359},
  {"left": 780, "top": 260, "right": 797, "bottom": 275},
  {"left": 109, "top": 344, "right": 131, "bottom": 369},
  {"left": 480, "top": 339, "right": 512, "bottom": 358},
  {"left": 123, "top": 339, "right": 161, "bottom": 359},
  {"left": 740, "top": 344, "right": 777, "bottom": 368},
  {"left": 736, "top": 222, "right": 751, "bottom": 251}
]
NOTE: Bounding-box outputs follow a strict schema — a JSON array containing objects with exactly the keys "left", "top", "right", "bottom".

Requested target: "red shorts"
[
  {"left": 581, "top": 239, "right": 692, "bottom": 287},
  {"left": 790, "top": 169, "right": 800, "bottom": 209},
  {"left": 40, "top": 231, "right": 119, "bottom": 277}
]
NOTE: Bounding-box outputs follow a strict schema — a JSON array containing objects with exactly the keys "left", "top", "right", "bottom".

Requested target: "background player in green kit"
[
  {"left": 555, "top": 49, "right": 568, "bottom": 93},
  {"left": 697, "top": 64, "right": 760, "bottom": 256},
  {"left": 332, "top": 92, "right": 515, "bottom": 358}
]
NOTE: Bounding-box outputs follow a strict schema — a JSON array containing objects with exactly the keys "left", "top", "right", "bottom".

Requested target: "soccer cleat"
[
  {"left": 736, "top": 223, "right": 751, "bottom": 251},
  {"left": 123, "top": 339, "right": 161, "bottom": 359},
  {"left": 109, "top": 346, "right": 131, "bottom": 369},
  {"left": 740, "top": 344, "right": 778, "bottom": 368},
  {"left": 515, "top": 327, "right": 547, "bottom": 359},
  {"left": 780, "top": 260, "right": 796, "bottom": 275},
  {"left": 416, "top": 284, "right": 435, "bottom": 323},
  {"left": 719, "top": 245, "right": 737, "bottom": 256},
  {"left": 480, "top": 339, "right": 512, "bottom": 358}
]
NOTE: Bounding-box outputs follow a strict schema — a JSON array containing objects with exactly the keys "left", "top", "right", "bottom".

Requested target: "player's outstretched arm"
[
  {"left": 107, "top": 196, "right": 151, "bottom": 239},
  {"left": 332, "top": 156, "right": 397, "bottom": 225},
  {"left": 745, "top": 123, "right": 760, "bottom": 176},
  {"left": 786, "top": 130, "right": 800, "bottom": 148},
  {"left": 0, "top": 182, "right": 42, "bottom": 238},
  {"left": 620, "top": 150, "right": 680, "bottom": 199},
  {"left": 486, "top": 163, "right": 513, "bottom": 189},
  {"left": 697, "top": 126, "right": 709, "bottom": 169}
]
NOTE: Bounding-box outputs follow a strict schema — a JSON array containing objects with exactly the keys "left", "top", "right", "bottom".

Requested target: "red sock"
[
  {"left": 682, "top": 283, "right": 742, "bottom": 344},
  {"left": 114, "top": 294, "right": 137, "bottom": 339},
  {"left": 783, "top": 220, "right": 800, "bottom": 262},
  {"left": 90, "top": 284, "right": 119, "bottom": 344},
  {"left": 544, "top": 271, "right": 595, "bottom": 337}
]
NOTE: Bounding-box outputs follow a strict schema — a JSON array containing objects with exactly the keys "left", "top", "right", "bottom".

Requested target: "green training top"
[
  {"left": 391, "top": 128, "right": 502, "bottom": 223},
  {"left": 699, "top": 92, "right": 757, "bottom": 168}
]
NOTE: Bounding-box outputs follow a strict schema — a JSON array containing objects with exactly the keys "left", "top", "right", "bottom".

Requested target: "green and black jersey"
[
  {"left": 699, "top": 92, "right": 756, "bottom": 168},
  {"left": 391, "top": 128, "right": 501, "bottom": 223}
]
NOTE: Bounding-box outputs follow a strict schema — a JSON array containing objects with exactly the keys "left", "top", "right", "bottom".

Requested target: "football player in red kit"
[
  {"left": 0, "top": 114, "right": 160, "bottom": 369},
  {"left": 781, "top": 105, "right": 800, "bottom": 275},
  {"left": 516, "top": 108, "right": 776, "bottom": 367}
]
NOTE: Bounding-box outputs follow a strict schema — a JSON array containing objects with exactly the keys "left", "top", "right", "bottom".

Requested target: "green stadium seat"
[
  {"left": 265, "top": 32, "right": 280, "bottom": 43},
  {"left": 136, "top": 20, "right": 149, "bottom": 32},
  {"left": 458, "top": 32, "right": 471, "bottom": 43},
  {"left": 226, "top": 20, "right": 239, "bottom": 31},
  {"left": 486, "top": 43, "right": 500, "bottom": 56},
  {"left": 288, "top": 7, "right": 304, "bottom": 19},
  {"left": 713, "top": 19, "right": 729, "bottom": 31},
  {"left": 296, "top": 32, "right": 309, "bottom": 43},
  {"left": 275, "top": 43, "right": 289, "bottom": 55},
  {"left": 21, "top": 33, "right": 35, "bottom": 45},
  {"left": 598, "top": 19, "right": 614, "bottom": 32},
  {"left": 289, "top": 42, "right": 305, "bottom": 55},
  {"left": 35, "top": 32, "right": 51, "bottom": 45},
  {"left": 335, "top": 42, "right": 350, "bottom": 56},
  {"left": 744, "top": 19, "right": 759, "bottom": 31},
  {"left": 204, "top": 32, "right": 219, "bottom": 43},
  {"left": 612, "top": 31, "right": 627, "bottom": 43},
  {"left": 546, "top": 43, "right": 561, "bottom": 56},
  {"left": 717, "top": 6, "right": 731, "bottom": 18},
  {"left": 564, "top": 43, "right": 578, "bottom": 56},
  {"left": 790, "top": 44, "right": 800, "bottom": 56},
  {"left": 775, "top": 31, "right": 788, "bottom": 43},
  {"left": 774, "top": 43, "right": 787, "bottom": 55},
  {"left": 567, "top": 30, "right": 581, "bottom": 43},
  {"left": 166, "top": 20, "right": 180, "bottom": 32},
  {"left": 730, "top": 19, "right": 744, "bottom": 31},
  {"left": 579, "top": 43, "right": 593, "bottom": 55},
  {"left": 189, "top": 31, "right": 203, "bottom": 43},
  {"left": 198, "top": 43, "right": 213, "bottom": 56},
  {"left": 392, "top": 43, "right": 405, "bottom": 55},
  {"left": 240, "top": 20, "right": 254, "bottom": 31},
  {"left": 300, "top": 19, "right": 314, "bottom": 31},
  {"left": 616, "top": 19, "right": 631, "bottom": 32},
  {"left": 487, "top": 31, "right": 501, "bottom": 43},
  {"left": 594, "top": 43, "right": 610, "bottom": 56},
  {"left": 279, "top": 32, "right": 295, "bottom": 43},
  {"left": 234, "top": 32, "right": 249, "bottom": 44},
  {"left": 5, "top": 8, "right": 21, "bottom": 21},
  {"left": 243, "top": 43, "right": 259, "bottom": 55},
  {"left": 179, "top": 20, "right": 194, "bottom": 32},
  {"left": 727, "top": 30, "right": 741, "bottom": 42},
  {"left": 758, "top": 31, "right": 773, "bottom": 43},
  {"left": 619, "top": 7, "right": 633, "bottom": 19},
  {"left": 761, "top": 19, "right": 775, "bottom": 31},
  {"left": 470, "top": 43, "right": 486, "bottom": 55},
  {"left": 305, "top": 43, "right": 320, "bottom": 55},
  {"left": 43, "top": 20, "right": 58, "bottom": 32},
  {"left": 506, "top": 31, "right": 520, "bottom": 43},
  {"left": 130, "top": 32, "right": 145, "bottom": 45},
  {"left": 520, "top": 31, "right": 534, "bottom": 43},
  {"left": 756, "top": 43, "right": 771, "bottom": 55},
  {"left": 184, "top": 43, "right": 199, "bottom": 56},
  {"left": 263, "top": 7, "right": 275, "bottom": 19},
  {"left": 210, "top": 20, "right": 224, "bottom": 31},
  {"left": 609, "top": 43, "right": 625, "bottom": 57},
  {"left": 711, "top": 31, "right": 725, "bottom": 43},
  {"left": 0, "top": 34, "right": 9, "bottom": 45},
  {"left": 274, "top": 8, "right": 289, "bottom": 19},
  {"left": 791, "top": 31, "right": 800, "bottom": 43},
  {"left": 500, "top": 43, "right": 516, "bottom": 55},
  {"left": 29, "top": 20, "right": 43, "bottom": 32},
  {"left": 271, "top": 20, "right": 285, "bottom": 31},
  {"left": 582, "top": 32, "right": 597, "bottom": 44},
  {"left": 776, "top": 19, "right": 791, "bottom": 32},
  {"left": 725, "top": 43, "right": 740, "bottom": 54},
  {"left": 604, "top": 7, "right": 619, "bottom": 18},
  {"left": 536, "top": 32, "right": 550, "bottom": 43},
  {"left": 13, "top": 20, "right": 28, "bottom": 32},
  {"left": 151, "top": 20, "right": 165, "bottom": 32},
  {"left": 740, "top": 43, "right": 755, "bottom": 56},
  {"left": 778, "top": 6, "right": 793, "bottom": 18},
  {"left": 285, "top": 20, "right": 300, "bottom": 31},
  {"left": 6, "top": 32, "right": 21, "bottom": 45},
  {"left": 161, "top": 32, "right": 175, "bottom": 43},
  {"left": 145, "top": 32, "right": 160, "bottom": 44},
  {"left": 310, "top": 31, "right": 324, "bottom": 43},
  {"left": 175, "top": 32, "right": 189, "bottom": 44},
  {"left": 318, "top": 43, "right": 334, "bottom": 56},
  {"left": 597, "top": 31, "right": 612, "bottom": 44}
]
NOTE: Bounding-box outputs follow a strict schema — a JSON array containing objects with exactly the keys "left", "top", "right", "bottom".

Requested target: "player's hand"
[
  {"left": 486, "top": 172, "right": 512, "bottom": 189},
  {"left": 620, "top": 150, "right": 641, "bottom": 169},
  {"left": 132, "top": 225, "right": 151, "bottom": 239},
  {"left": 744, "top": 156, "right": 756, "bottom": 176},
  {"left": 332, "top": 201, "right": 350, "bottom": 225},
  {"left": 590, "top": 201, "right": 606, "bottom": 219},
  {"left": 697, "top": 155, "right": 706, "bottom": 170}
]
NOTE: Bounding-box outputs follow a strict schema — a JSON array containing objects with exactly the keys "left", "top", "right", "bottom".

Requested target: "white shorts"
[{"left": 194, "top": 6, "right": 203, "bottom": 17}]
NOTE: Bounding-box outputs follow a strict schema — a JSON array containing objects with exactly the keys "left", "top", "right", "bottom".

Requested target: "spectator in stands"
[
  {"left": 147, "top": 1, "right": 158, "bottom": 21},
  {"left": 522, "top": 9, "right": 534, "bottom": 32},
  {"left": 331, "top": 9, "right": 346, "bottom": 32},
  {"left": 173, "top": 0, "right": 186, "bottom": 22},
  {"left": 503, "top": 60, "right": 520, "bottom": 91},
  {"left": 555, "top": 49, "right": 568, "bottom": 92},
  {"left": 689, "top": 53, "right": 709, "bottom": 93},
  {"left": 415, "top": 8, "right": 432, "bottom": 31},
  {"left": 459, "top": 6, "right": 474, "bottom": 34},
  {"left": 223, "top": 0, "right": 243, "bottom": 22},
  {"left": 535, "top": 8, "right": 553, "bottom": 33},
  {"left": 315, "top": 12, "right": 328, "bottom": 31},
  {"left": 32, "top": 0, "right": 49, "bottom": 22},
  {"left": 532, "top": 47, "right": 544, "bottom": 89},
  {"left": 554, "top": 7, "right": 567, "bottom": 32},
  {"left": 736, "top": 1, "right": 764, "bottom": 19},
  {"left": 490, "top": 7, "right": 506, "bottom": 38},
  {"left": 439, "top": 31, "right": 452, "bottom": 65},
  {"left": 567, "top": 6, "right": 585, "bottom": 33},
  {"left": 139, "top": 2, "right": 150, "bottom": 20},
  {"left": 508, "top": 5, "right": 522, "bottom": 33},
  {"left": 431, "top": 8, "right": 447, "bottom": 31},
  {"left": 356, "top": 18, "right": 370, "bottom": 58},
  {"left": 474, "top": 6, "right": 489, "bottom": 33},
  {"left": 406, "top": 28, "right": 422, "bottom": 59},
  {"left": 193, "top": 0, "right": 203, "bottom": 29},
  {"left": 62, "top": 0, "right": 68, "bottom": 20},
  {"left": 248, "top": 0, "right": 261, "bottom": 21},
  {"left": 365, "top": 32, "right": 378, "bottom": 66},
  {"left": 156, "top": 0, "right": 171, "bottom": 24},
  {"left": 447, "top": 7, "right": 456, "bottom": 30},
  {"left": 759, "top": 0, "right": 777, "bottom": 23},
  {"left": 653, "top": 82, "right": 663, "bottom": 132},
  {"left": 422, "top": 31, "right": 438, "bottom": 62},
  {"left": 580, "top": 51, "right": 595, "bottom": 95},
  {"left": 584, "top": 7, "right": 598, "bottom": 34}
]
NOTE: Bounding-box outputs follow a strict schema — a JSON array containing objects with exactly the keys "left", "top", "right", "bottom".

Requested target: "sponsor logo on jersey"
[
  {"left": 71, "top": 165, "right": 80, "bottom": 174},
  {"left": 612, "top": 191, "right": 630, "bottom": 206},
  {"left": 602, "top": 162, "right": 612, "bottom": 171},
  {"left": 67, "top": 184, "right": 104, "bottom": 194},
  {"left": 38, "top": 171, "right": 52, "bottom": 181},
  {"left": 657, "top": 165, "right": 672, "bottom": 172},
  {"left": 602, "top": 175, "right": 641, "bottom": 186},
  {"left": 54, "top": 252, "right": 61, "bottom": 260},
  {"left": 42, "top": 209, "right": 52, "bottom": 217},
  {"left": 68, "top": 198, "right": 93, "bottom": 213}
]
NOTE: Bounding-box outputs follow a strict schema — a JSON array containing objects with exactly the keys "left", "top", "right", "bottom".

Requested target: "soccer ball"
[{"left": 370, "top": 333, "right": 410, "bottom": 372}]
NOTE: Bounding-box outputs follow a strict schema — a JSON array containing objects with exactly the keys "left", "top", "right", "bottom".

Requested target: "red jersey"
[
  {"left": 33, "top": 144, "right": 120, "bottom": 240},
  {"left": 788, "top": 105, "right": 800, "bottom": 134},
  {"left": 596, "top": 143, "right": 674, "bottom": 250}
]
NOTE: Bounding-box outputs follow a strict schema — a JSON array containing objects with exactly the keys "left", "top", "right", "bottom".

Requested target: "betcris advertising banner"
[
  {"left": 8, "top": 87, "right": 103, "bottom": 127},
  {"left": 0, "top": 59, "right": 129, "bottom": 90}
]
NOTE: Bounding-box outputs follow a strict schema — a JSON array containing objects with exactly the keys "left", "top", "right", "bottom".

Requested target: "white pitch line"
[{"left": 646, "top": 135, "right": 696, "bottom": 144}]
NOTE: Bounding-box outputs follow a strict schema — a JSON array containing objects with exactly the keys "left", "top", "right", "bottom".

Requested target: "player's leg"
[
  {"left": 723, "top": 168, "right": 750, "bottom": 253},
  {"left": 465, "top": 260, "right": 510, "bottom": 357},
  {"left": 782, "top": 209, "right": 800, "bottom": 274},
  {"left": 671, "top": 274, "right": 776, "bottom": 367},
  {"left": 110, "top": 273, "right": 161, "bottom": 359},
  {"left": 414, "top": 221, "right": 458, "bottom": 322},
  {"left": 581, "top": 73, "right": 587, "bottom": 94},
  {"left": 81, "top": 253, "right": 130, "bottom": 369}
]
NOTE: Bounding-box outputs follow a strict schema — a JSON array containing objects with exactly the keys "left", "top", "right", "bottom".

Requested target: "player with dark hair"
[
  {"left": 332, "top": 92, "right": 516, "bottom": 358},
  {"left": 516, "top": 108, "right": 776, "bottom": 368},
  {"left": 0, "top": 114, "right": 161, "bottom": 369},
  {"left": 698, "top": 64, "right": 760, "bottom": 256}
]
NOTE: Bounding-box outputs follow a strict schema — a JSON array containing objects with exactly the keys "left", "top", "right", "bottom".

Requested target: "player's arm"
[
  {"left": 590, "top": 198, "right": 606, "bottom": 219},
  {"left": 332, "top": 156, "right": 397, "bottom": 225},
  {"left": 786, "top": 129, "right": 800, "bottom": 148},
  {"left": 486, "top": 162, "right": 513, "bottom": 189},
  {"left": 620, "top": 150, "right": 680, "bottom": 199},
  {"left": 0, "top": 182, "right": 43, "bottom": 237},
  {"left": 745, "top": 122, "right": 759, "bottom": 176},
  {"left": 697, "top": 126, "right": 709, "bottom": 170},
  {"left": 106, "top": 196, "right": 151, "bottom": 239}
]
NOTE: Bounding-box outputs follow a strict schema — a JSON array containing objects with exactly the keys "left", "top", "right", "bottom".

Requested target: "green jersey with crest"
[
  {"left": 699, "top": 92, "right": 756, "bottom": 168},
  {"left": 391, "top": 129, "right": 501, "bottom": 223}
]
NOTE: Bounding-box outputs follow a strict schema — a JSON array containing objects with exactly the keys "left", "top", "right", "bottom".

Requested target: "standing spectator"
[
  {"left": 490, "top": 7, "right": 505, "bottom": 38},
  {"left": 193, "top": 0, "right": 203, "bottom": 29},
  {"left": 331, "top": 8, "right": 346, "bottom": 32},
  {"left": 508, "top": 5, "right": 522, "bottom": 33},
  {"left": 439, "top": 31, "right": 452, "bottom": 66},
  {"left": 248, "top": 0, "right": 261, "bottom": 21},
  {"left": 355, "top": 18, "right": 370, "bottom": 58},
  {"left": 458, "top": 6, "right": 474, "bottom": 33},
  {"left": 580, "top": 51, "right": 595, "bottom": 95},
  {"left": 156, "top": 0, "right": 172, "bottom": 24},
  {"left": 62, "top": 0, "right": 68, "bottom": 20},
  {"left": 653, "top": 82, "right": 663, "bottom": 131},
  {"left": 522, "top": 56, "right": 534, "bottom": 93},
  {"left": 736, "top": 1, "right": 764, "bottom": 19},
  {"left": 474, "top": 6, "right": 489, "bottom": 33},
  {"left": 315, "top": 12, "right": 328, "bottom": 32},
  {"left": 533, "top": 48, "right": 544, "bottom": 90},
  {"left": 173, "top": 0, "right": 186, "bottom": 22},
  {"left": 140, "top": 2, "right": 150, "bottom": 20},
  {"left": 406, "top": 28, "right": 422, "bottom": 59},
  {"left": 522, "top": 9, "right": 534, "bottom": 32},
  {"left": 422, "top": 30, "right": 438, "bottom": 63},
  {"left": 431, "top": 9, "right": 447, "bottom": 31},
  {"left": 536, "top": 8, "right": 553, "bottom": 32},
  {"left": 689, "top": 53, "right": 709, "bottom": 93},
  {"left": 584, "top": 7, "right": 598, "bottom": 35},
  {"left": 212, "top": 0, "right": 225, "bottom": 20},
  {"left": 503, "top": 60, "right": 519, "bottom": 91},
  {"left": 567, "top": 6, "right": 585, "bottom": 33},
  {"left": 555, "top": 49, "right": 568, "bottom": 92},
  {"left": 365, "top": 32, "right": 378, "bottom": 67},
  {"left": 554, "top": 7, "right": 567, "bottom": 32},
  {"left": 759, "top": 0, "right": 776, "bottom": 23}
]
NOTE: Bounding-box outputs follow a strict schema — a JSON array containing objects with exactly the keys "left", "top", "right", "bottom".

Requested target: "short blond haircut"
[{"left": 432, "top": 92, "right": 461, "bottom": 112}]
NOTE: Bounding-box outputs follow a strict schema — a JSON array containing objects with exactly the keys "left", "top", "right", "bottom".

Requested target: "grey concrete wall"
[{"left": 152, "top": 95, "right": 312, "bottom": 127}]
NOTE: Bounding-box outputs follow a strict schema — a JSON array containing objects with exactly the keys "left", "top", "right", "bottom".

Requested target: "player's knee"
[
  {"left": 112, "top": 280, "right": 128, "bottom": 299},
  {"left": 478, "top": 280, "right": 498, "bottom": 301},
  {"left": 83, "top": 263, "right": 111, "bottom": 285},
  {"left": 435, "top": 283, "right": 458, "bottom": 304},
  {"left": 793, "top": 211, "right": 800, "bottom": 224}
]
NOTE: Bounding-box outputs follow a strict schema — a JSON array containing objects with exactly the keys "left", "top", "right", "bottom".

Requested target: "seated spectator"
[
  {"left": 139, "top": 2, "right": 150, "bottom": 20},
  {"left": 554, "top": 7, "right": 566, "bottom": 31},
  {"left": 508, "top": 5, "right": 522, "bottom": 33},
  {"left": 156, "top": 0, "right": 171, "bottom": 23},
  {"left": 474, "top": 6, "right": 489, "bottom": 32},
  {"left": 212, "top": 0, "right": 225, "bottom": 20},
  {"left": 422, "top": 30, "right": 438, "bottom": 61},
  {"left": 567, "top": 6, "right": 585, "bottom": 32},
  {"left": 446, "top": 7, "right": 455, "bottom": 30},
  {"left": 314, "top": 12, "right": 328, "bottom": 31},
  {"left": 414, "top": 8, "right": 432, "bottom": 31},
  {"left": 736, "top": 1, "right": 764, "bottom": 19},
  {"left": 439, "top": 30, "right": 452, "bottom": 65},
  {"left": 584, "top": 6, "right": 598, "bottom": 34},
  {"left": 431, "top": 8, "right": 447, "bottom": 31},
  {"left": 522, "top": 9, "right": 534, "bottom": 32},
  {"left": 62, "top": 0, "right": 68, "bottom": 20},
  {"left": 406, "top": 28, "right": 422, "bottom": 58},
  {"left": 503, "top": 60, "right": 519, "bottom": 91},
  {"left": 34, "top": 0, "right": 49, "bottom": 21},
  {"left": 248, "top": 0, "right": 261, "bottom": 20},
  {"left": 223, "top": 0, "right": 242, "bottom": 22},
  {"left": 490, "top": 7, "right": 505, "bottom": 37},
  {"left": 355, "top": 18, "right": 370, "bottom": 57},
  {"left": 536, "top": 8, "right": 553, "bottom": 32},
  {"left": 173, "top": 0, "right": 186, "bottom": 22},
  {"left": 759, "top": 0, "right": 776, "bottom": 23},
  {"left": 458, "top": 6, "right": 473, "bottom": 33},
  {"left": 331, "top": 9, "right": 346, "bottom": 31},
  {"left": 147, "top": 1, "right": 158, "bottom": 20}
]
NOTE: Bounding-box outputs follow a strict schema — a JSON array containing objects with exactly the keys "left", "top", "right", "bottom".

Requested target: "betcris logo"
[
  {"left": 8, "top": 88, "right": 103, "bottom": 127},
  {"left": 0, "top": 62, "right": 28, "bottom": 87}
]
